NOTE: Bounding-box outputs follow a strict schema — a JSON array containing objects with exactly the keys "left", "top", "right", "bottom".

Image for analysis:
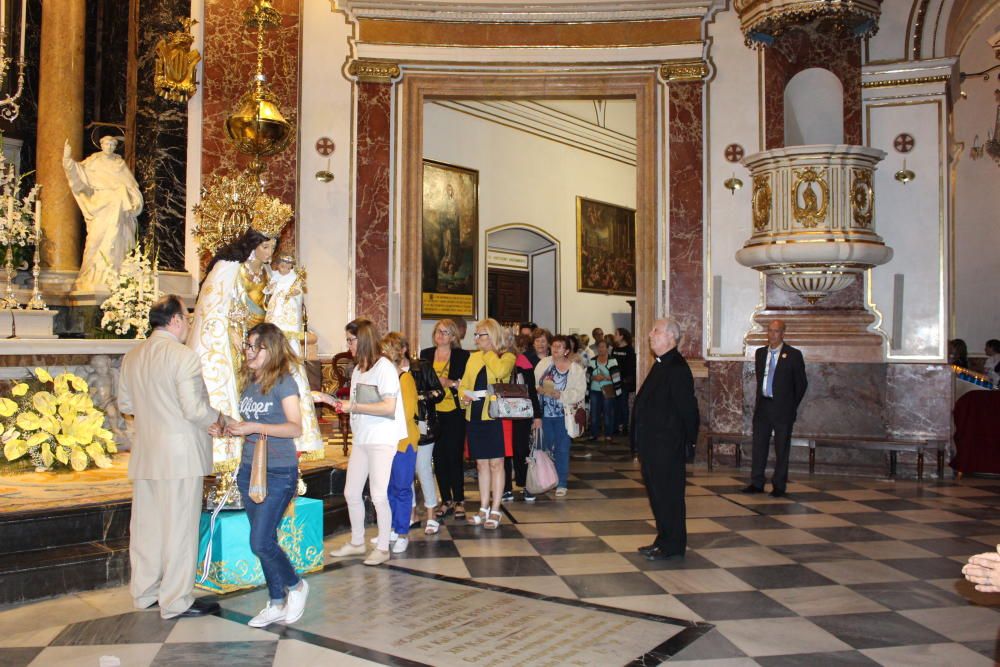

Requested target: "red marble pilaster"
[
  {"left": 668, "top": 81, "right": 704, "bottom": 358},
  {"left": 201, "top": 0, "right": 299, "bottom": 248},
  {"left": 354, "top": 82, "right": 392, "bottom": 333},
  {"left": 763, "top": 23, "right": 861, "bottom": 149}
]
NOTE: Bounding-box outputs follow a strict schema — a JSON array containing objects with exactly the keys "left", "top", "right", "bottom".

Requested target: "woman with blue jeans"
[
  {"left": 587, "top": 339, "right": 621, "bottom": 441},
  {"left": 213, "top": 323, "right": 308, "bottom": 629},
  {"left": 535, "top": 335, "right": 587, "bottom": 497}
]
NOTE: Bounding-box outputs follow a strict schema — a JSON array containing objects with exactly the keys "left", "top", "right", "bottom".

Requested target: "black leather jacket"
[{"left": 409, "top": 357, "right": 445, "bottom": 445}]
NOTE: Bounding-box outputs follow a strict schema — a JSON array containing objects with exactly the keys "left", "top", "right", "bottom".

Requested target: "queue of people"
[{"left": 120, "top": 301, "right": 638, "bottom": 630}]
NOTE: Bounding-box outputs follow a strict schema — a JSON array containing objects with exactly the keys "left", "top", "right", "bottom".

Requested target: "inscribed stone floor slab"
[{"left": 218, "top": 564, "right": 693, "bottom": 666}]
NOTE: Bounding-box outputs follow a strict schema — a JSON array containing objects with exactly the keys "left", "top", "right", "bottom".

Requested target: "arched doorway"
[{"left": 486, "top": 225, "right": 559, "bottom": 331}]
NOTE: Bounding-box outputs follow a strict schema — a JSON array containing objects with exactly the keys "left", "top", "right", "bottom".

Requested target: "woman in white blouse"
[{"left": 320, "top": 319, "right": 408, "bottom": 566}]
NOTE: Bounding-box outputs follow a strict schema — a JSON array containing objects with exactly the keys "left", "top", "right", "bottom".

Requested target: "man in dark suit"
[
  {"left": 633, "top": 318, "right": 700, "bottom": 561},
  {"left": 743, "top": 319, "right": 808, "bottom": 498}
]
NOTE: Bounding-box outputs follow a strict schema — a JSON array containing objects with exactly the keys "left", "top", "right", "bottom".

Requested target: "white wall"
[
  {"left": 531, "top": 248, "right": 558, "bottom": 331},
  {"left": 705, "top": 6, "right": 763, "bottom": 357},
  {"left": 418, "top": 102, "right": 635, "bottom": 350},
  {"left": 864, "top": 65, "right": 952, "bottom": 360},
  {"left": 784, "top": 68, "right": 844, "bottom": 145},
  {"left": 953, "top": 8, "right": 1000, "bottom": 350},
  {"left": 297, "top": 4, "right": 355, "bottom": 356},
  {"left": 864, "top": 0, "right": 913, "bottom": 63}
]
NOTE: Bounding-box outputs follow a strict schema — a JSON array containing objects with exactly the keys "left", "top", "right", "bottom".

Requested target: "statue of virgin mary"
[{"left": 189, "top": 230, "right": 323, "bottom": 488}]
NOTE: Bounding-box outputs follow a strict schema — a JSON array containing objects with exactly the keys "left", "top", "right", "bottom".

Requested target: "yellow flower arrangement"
[{"left": 1, "top": 367, "right": 117, "bottom": 472}]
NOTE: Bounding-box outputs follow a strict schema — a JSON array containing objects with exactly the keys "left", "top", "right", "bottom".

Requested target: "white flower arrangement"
[
  {"left": 0, "top": 157, "right": 39, "bottom": 248},
  {"left": 100, "top": 242, "right": 161, "bottom": 338}
]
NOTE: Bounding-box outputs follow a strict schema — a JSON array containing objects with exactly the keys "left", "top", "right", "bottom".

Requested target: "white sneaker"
[
  {"left": 370, "top": 531, "right": 398, "bottom": 545},
  {"left": 363, "top": 548, "right": 390, "bottom": 566},
  {"left": 284, "top": 579, "right": 309, "bottom": 624},
  {"left": 248, "top": 602, "right": 287, "bottom": 628},
  {"left": 392, "top": 537, "right": 409, "bottom": 554},
  {"left": 555, "top": 487, "right": 568, "bottom": 497},
  {"left": 329, "top": 542, "right": 366, "bottom": 558}
]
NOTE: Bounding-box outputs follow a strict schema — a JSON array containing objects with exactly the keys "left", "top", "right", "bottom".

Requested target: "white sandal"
[
  {"left": 467, "top": 507, "right": 488, "bottom": 525},
  {"left": 424, "top": 519, "right": 440, "bottom": 535},
  {"left": 484, "top": 509, "right": 502, "bottom": 530}
]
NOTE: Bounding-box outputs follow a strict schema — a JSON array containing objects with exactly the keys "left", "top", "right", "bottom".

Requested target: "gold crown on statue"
[{"left": 192, "top": 171, "right": 291, "bottom": 254}]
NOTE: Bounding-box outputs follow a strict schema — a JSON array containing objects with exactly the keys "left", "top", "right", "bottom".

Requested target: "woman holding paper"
[
  {"left": 458, "top": 318, "right": 516, "bottom": 529},
  {"left": 319, "top": 319, "right": 407, "bottom": 566}
]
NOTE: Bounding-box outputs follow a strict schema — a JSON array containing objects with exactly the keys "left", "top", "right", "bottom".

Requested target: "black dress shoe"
[
  {"left": 645, "top": 548, "right": 685, "bottom": 562},
  {"left": 637, "top": 543, "right": 657, "bottom": 555},
  {"left": 178, "top": 599, "right": 220, "bottom": 617},
  {"left": 769, "top": 489, "right": 787, "bottom": 498},
  {"left": 741, "top": 485, "right": 764, "bottom": 494}
]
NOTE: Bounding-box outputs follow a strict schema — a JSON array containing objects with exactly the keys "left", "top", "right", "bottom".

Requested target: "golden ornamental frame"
[{"left": 576, "top": 195, "right": 637, "bottom": 297}]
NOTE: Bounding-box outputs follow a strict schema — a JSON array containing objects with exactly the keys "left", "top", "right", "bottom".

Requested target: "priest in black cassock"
[{"left": 632, "top": 318, "right": 700, "bottom": 561}]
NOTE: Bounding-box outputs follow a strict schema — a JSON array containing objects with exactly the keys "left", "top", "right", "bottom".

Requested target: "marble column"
[
  {"left": 350, "top": 60, "right": 397, "bottom": 334},
  {"left": 664, "top": 63, "right": 706, "bottom": 360},
  {"left": 36, "top": 0, "right": 86, "bottom": 292}
]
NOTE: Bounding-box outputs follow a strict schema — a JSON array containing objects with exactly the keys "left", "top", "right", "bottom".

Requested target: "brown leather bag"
[{"left": 248, "top": 434, "right": 268, "bottom": 503}]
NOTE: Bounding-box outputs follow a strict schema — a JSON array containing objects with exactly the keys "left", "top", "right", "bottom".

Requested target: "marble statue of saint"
[{"left": 62, "top": 136, "right": 143, "bottom": 292}]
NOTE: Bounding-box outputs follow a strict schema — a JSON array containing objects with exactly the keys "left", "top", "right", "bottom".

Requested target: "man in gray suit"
[{"left": 118, "top": 295, "right": 221, "bottom": 618}]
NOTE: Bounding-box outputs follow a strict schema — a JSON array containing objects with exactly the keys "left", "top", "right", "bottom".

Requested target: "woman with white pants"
[{"left": 321, "top": 318, "right": 407, "bottom": 566}]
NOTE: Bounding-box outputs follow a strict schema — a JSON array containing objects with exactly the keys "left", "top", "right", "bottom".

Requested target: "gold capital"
[
  {"left": 660, "top": 59, "right": 708, "bottom": 82},
  {"left": 348, "top": 60, "right": 400, "bottom": 84}
]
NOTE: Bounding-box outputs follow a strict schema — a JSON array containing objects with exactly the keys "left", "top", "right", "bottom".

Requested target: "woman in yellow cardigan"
[{"left": 459, "top": 318, "right": 516, "bottom": 529}]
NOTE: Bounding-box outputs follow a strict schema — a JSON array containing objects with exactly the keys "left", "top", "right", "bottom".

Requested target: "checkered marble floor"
[{"left": 3, "top": 440, "right": 1000, "bottom": 666}]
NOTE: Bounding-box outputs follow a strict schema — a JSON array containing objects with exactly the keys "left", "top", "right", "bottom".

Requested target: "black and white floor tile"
[{"left": 2, "top": 440, "right": 1000, "bottom": 665}]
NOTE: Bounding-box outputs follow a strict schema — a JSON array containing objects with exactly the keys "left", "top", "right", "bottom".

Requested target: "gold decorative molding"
[
  {"left": 790, "top": 167, "right": 828, "bottom": 228},
  {"left": 348, "top": 60, "right": 400, "bottom": 84},
  {"left": 860, "top": 75, "right": 951, "bottom": 89},
  {"left": 660, "top": 59, "right": 708, "bottom": 82},
  {"left": 752, "top": 174, "right": 771, "bottom": 231},
  {"left": 356, "top": 17, "right": 702, "bottom": 49},
  {"left": 850, "top": 169, "right": 874, "bottom": 228}
]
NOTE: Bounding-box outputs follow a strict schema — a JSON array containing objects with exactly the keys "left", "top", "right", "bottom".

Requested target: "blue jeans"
[
  {"left": 542, "top": 416, "right": 571, "bottom": 488},
  {"left": 589, "top": 390, "right": 616, "bottom": 437},
  {"left": 616, "top": 392, "right": 632, "bottom": 433},
  {"left": 237, "top": 464, "right": 300, "bottom": 603},
  {"left": 388, "top": 447, "right": 417, "bottom": 535}
]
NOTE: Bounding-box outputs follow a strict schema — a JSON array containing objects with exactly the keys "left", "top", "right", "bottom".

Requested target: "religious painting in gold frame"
[
  {"left": 422, "top": 160, "right": 479, "bottom": 318},
  {"left": 576, "top": 196, "right": 636, "bottom": 296}
]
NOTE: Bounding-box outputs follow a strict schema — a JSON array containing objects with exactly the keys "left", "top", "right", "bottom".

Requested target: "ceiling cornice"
[
  {"left": 432, "top": 99, "right": 637, "bottom": 165},
  {"left": 338, "top": 0, "right": 714, "bottom": 23}
]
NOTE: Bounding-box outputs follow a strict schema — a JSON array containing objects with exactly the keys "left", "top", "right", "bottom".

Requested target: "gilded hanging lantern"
[{"left": 224, "top": 1, "right": 292, "bottom": 171}]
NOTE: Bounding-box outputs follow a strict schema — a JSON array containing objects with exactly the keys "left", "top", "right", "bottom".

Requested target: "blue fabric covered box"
[{"left": 195, "top": 496, "right": 324, "bottom": 593}]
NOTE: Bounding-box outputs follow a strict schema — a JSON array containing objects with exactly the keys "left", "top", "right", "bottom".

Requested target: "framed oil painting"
[
  {"left": 576, "top": 196, "right": 636, "bottom": 296},
  {"left": 422, "top": 160, "right": 478, "bottom": 318}
]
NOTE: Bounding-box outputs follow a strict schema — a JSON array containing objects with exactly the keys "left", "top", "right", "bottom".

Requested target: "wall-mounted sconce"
[
  {"left": 894, "top": 159, "right": 915, "bottom": 184},
  {"left": 315, "top": 158, "right": 334, "bottom": 183},
  {"left": 724, "top": 173, "right": 744, "bottom": 195}
]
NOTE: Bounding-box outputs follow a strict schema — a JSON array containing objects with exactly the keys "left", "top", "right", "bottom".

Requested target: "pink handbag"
[{"left": 526, "top": 428, "right": 558, "bottom": 495}]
